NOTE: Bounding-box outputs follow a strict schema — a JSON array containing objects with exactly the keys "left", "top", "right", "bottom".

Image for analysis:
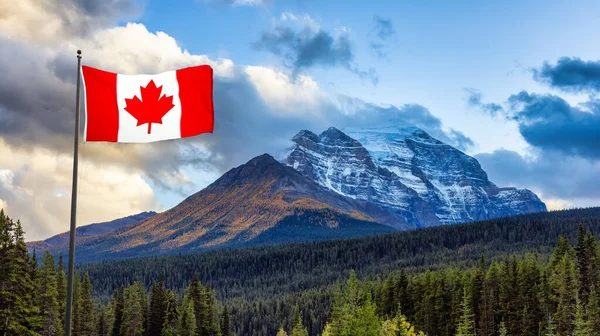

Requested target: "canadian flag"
[{"left": 81, "top": 65, "right": 214, "bottom": 143}]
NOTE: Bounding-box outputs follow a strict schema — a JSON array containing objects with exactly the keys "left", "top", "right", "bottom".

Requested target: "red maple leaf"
[{"left": 124, "top": 80, "right": 175, "bottom": 134}]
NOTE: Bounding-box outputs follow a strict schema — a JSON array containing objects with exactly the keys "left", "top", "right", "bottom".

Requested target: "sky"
[{"left": 2, "top": 0, "right": 600, "bottom": 240}]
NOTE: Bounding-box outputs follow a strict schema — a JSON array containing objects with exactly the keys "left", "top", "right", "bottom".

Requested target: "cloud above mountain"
[
  {"left": 533, "top": 57, "right": 600, "bottom": 94},
  {"left": 253, "top": 13, "right": 379, "bottom": 85},
  {"left": 369, "top": 16, "right": 396, "bottom": 58},
  {"left": 470, "top": 56, "right": 600, "bottom": 210},
  {"left": 464, "top": 88, "right": 504, "bottom": 116},
  {"left": 0, "top": 1, "right": 473, "bottom": 240},
  {"left": 507, "top": 91, "right": 600, "bottom": 159},
  {"left": 477, "top": 149, "right": 600, "bottom": 210}
]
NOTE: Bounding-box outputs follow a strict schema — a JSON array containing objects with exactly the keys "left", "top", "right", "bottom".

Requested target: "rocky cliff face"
[{"left": 282, "top": 126, "right": 546, "bottom": 228}]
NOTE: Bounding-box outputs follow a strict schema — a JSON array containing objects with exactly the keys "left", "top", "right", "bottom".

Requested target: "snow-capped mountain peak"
[{"left": 282, "top": 126, "right": 546, "bottom": 229}]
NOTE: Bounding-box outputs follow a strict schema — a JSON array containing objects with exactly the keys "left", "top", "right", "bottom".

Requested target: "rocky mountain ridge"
[{"left": 282, "top": 126, "right": 546, "bottom": 228}]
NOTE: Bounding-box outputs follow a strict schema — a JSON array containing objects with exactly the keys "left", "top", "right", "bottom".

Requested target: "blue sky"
[
  {"left": 3, "top": 0, "right": 600, "bottom": 239},
  {"left": 133, "top": 0, "right": 600, "bottom": 209},
  {"left": 133, "top": 0, "right": 600, "bottom": 155}
]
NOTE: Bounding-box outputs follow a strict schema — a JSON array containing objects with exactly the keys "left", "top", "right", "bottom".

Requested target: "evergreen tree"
[
  {"left": 57, "top": 253, "right": 67, "bottom": 330},
  {"left": 148, "top": 280, "right": 168, "bottom": 336},
  {"left": 220, "top": 306, "right": 231, "bottom": 336},
  {"left": 499, "top": 257, "right": 519, "bottom": 335},
  {"left": 290, "top": 305, "right": 308, "bottom": 336},
  {"left": 276, "top": 327, "right": 288, "bottom": 336},
  {"left": 111, "top": 288, "right": 124, "bottom": 336},
  {"left": 178, "top": 295, "right": 197, "bottom": 336},
  {"left": 573, "top": 299, "right": 591, "bottom": 336},
  {"left": 38, "top": 251, "right": 61, "bottom": 336},
  {"left": 0, "top": 209, "right": 12, "bottom": 335},
  {"left": 200, "top": 285, "right": 220, "bottom": 336},
  {"left": 576, "top": 224, "right": 594, "bottom": 308},
  {"left": 161, "top": 291, "right": 178, "bottom": 336},
  {"left": 0, "top": 215, "right": 40, "bottom": 335},
  {"left": 456, "top": 288, "right": 475, "bottom": 336},
  {"left": 541, "top": 316, "right": 557, "bottom": 336},
  {"left": 97, "top": 303, "right": 115, "bottom": 336},
  {"left": 433, "top": 276, "right": 451, "bottom": 336},
  {"left": 136, "top": 281, "right": 148, "bottom": 336},
  {"left": 550, "top": 235, "right": 572, "bottom": 271},
  {"left": 188, "top": 274, "right": 210, "bottom": 336},
  {"left": 588, "top": 286, "right": 600, "bottom": 335},
  {"left": 555, "top": 255, "right": 577, "bottom": 336},
  {"left": 540, "top": 269, "right": 557, "bottom": 333},
  {"left": 323, "top": 286, "right": 350, "bottom": 336},
  {"left": 30, "top": 249, "right": 38, "bottom": 285},
  {"left": 73, "top": 271, "right": 82, "bottom": 336},
  {"left": 471, "top": 256, "right": 485, "bottom": 335},
  {"left": 80, "top": 273, "right": 95, "bottom": 336},
  {"left": 498, "top": 322, "right": 507, "bottom": 336},
  {"left": 518, "top": 254, "right": 542, "bottom": 335},
  {"left": 586, "top": 232, "right": 598, "bottom": 288},
  {"left": 120, "top": 282, "right": 145, "bottom": 336},
  {"left": 350, "top": 293, "right": 379, "bottom": 336},
  {"left": 380, "top": 311, "right": 425, "bottom": 336},
  {"left": 379, "top": 273, "right": 398, "bottom": 318},
  {"left": 396, "top": 270, "right": 413, "bottom": 319},
  {"left": 480, "top": 262, "right": 500, "bottom": 336}
]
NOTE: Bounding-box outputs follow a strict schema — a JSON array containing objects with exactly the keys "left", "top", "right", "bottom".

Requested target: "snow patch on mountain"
[{"left": 282, "top": 125, "right": 546, "bottom": 229}]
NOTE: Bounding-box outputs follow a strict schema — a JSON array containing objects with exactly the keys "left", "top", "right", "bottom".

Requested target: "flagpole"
[{"left": 64, "top": 49, "right": 82, "bottom": 336}]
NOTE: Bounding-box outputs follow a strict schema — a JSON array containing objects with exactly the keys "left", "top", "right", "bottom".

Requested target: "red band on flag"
[
  {"left": 81, "top": 66, "right": 119, "bottom": 142},
  {"left": 176, "top": 65, "right": 214, "bottom": 138}
]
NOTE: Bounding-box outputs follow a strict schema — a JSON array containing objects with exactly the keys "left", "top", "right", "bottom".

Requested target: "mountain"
[
  {"left": 282, "top": 126, "right": 546, "bottom": 228},
  {"left": 32, "top": 125, "right": 546, "bottom": 262},
  {"left": 28, "top": 211, "right": 156, "bottom": 251},
  {"left": 41, "top": 154, "right": 397, "bottom": 262}
]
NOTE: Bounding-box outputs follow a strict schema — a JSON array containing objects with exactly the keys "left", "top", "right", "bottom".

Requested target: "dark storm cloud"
[
  {"left": 533, "top": 57, "right": 600, "bottom": 93},
  {"left": 4, "top": 0, "right": 142, "bottom": 41},
  {"left": 0, "top": 39, "right": 74, "bottom": 149},
  {"left": 469, "top": 58, "right": 600, "bottom": 206},
  {"left": 506, "top": 91, "right": 600, "bottom": 159},
  {"left": 74, "top": 0, "right": 139, "bottom": 18},
  {"left": 369, "top": 16, "right": 396, "bottom": 58},
  {"left": 464, "top": 88, "right": 504, "bottom": 116},
  {"left": 476, "top": 149, "right": 600, "bottom": 202},
  {"left": 254, "top": 24, "right": 379, "bottom": 85}
]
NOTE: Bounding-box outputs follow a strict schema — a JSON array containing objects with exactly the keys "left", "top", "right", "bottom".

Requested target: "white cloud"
[
  {"left": 232, "top": 0, "right": 266, "bottom": 6},
  {"left": 72, "top": 23, "right": 235, "bottom": 78},
  {"left": 542, "top": 198, "right": 571, "bottom": 211},
  {"left": 245, "top": 65, "right": 325, "bottom": 117},
  {"left": 202, "top": 0, "right": 267, "bottom": 7},
  {"left": 279, "top": 12, "right": 320, "bottom": 32},
  {"left": 0, "top": 138, "right": 161, "bottom": 241},
  {"left": 0, "top": 3, "right": 479, "bottom": 241},
  {"left": 0, "top": 17, "right": 334, "bottom": 240}
]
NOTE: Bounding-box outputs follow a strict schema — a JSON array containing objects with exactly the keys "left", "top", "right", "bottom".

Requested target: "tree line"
[
  {"left": 0, "top": 210, "right": 231, "bottom": 336},
  {"left": 7, "top": 207, "right": 600, "bottom": 335},
  {"left": 78, "top": 207, "right": 600, "bottom": 303},
  {"left": 285, "top": 223, "right": 600, "bottom": 335}
]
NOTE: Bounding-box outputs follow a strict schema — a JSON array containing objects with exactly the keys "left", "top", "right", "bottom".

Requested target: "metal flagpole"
[{"left": 64, "top": 49, "right": 82, "bottom": 336}]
